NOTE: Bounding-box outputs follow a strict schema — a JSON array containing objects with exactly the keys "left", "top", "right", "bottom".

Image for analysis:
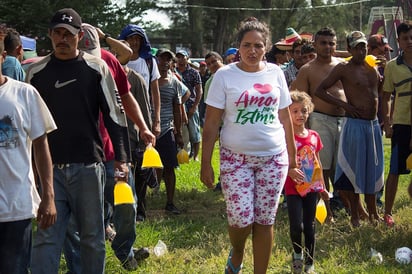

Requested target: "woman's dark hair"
[{"left": 236, "top": 17, "right": 271, "bottom": 51}]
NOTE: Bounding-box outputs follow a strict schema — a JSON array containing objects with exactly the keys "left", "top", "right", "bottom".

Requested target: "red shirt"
[
  {"left": 100, "top": 49, "right": 131, "bottom": 161},
  {"left": 285, "top": 129, "right": 323, "bottom": 196}
]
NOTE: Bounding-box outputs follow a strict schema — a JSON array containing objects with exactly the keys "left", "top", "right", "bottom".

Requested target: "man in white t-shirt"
[
  {"left": 118, "top": 24, "right": 161, "bottom": 137},
  {"left": 0, "top": 29, "right": 57, "bottom": 273},
  {"left": 119, "top": 24, "right": 162, "bottom": 222}
]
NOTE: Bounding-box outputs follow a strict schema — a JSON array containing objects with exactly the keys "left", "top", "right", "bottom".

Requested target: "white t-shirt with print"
[
  {"left": 206, "top": 62, "right": 291, "bottom": 156},
  {"left": 0, "top": 77, "right": 56, "bottom": 222},
  {"left": 126, "top": 56, "right": 160, "bottom": 91}
]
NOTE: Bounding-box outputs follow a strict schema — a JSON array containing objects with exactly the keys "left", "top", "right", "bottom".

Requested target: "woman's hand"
[
  {"left": 288, "top": 167, "right": 305, "bottom": 184},
  {"left": 200, "top": 164, "right": 215, "bottom": 189}
]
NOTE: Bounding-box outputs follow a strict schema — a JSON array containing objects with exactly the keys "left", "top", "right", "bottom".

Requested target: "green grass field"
[{"left": 63, "top": 139, "right": 412, "bottom": 273}]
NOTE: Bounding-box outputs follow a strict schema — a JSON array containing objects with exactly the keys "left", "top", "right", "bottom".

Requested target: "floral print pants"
[{"left": 220, "top": 147, "right": 288, "bottom": 228}]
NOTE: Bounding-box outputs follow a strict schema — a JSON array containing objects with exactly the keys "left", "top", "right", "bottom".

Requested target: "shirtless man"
[
  {"left": 291, "top": 28, "right": 345, "bottom": 219},
  {"left": 315, "top": 31, "right": 384, "bottom": 226}
]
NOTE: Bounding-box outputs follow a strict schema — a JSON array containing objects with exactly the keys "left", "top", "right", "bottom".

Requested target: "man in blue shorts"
[
  {"left": 156, "top": 48, "right": 184, "bottom": 214},
  {"left": 315, "top": 31, "right": 384, "bottom": 227}
]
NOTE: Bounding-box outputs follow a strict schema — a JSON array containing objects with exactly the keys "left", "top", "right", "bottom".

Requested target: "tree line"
[{"left": 0, "top": 0, "right": 401, "bottom": 57}]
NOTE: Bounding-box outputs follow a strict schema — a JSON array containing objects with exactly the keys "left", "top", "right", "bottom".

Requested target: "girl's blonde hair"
[{"left": 289, "top": 90, "right": 314, "bottom": 113}]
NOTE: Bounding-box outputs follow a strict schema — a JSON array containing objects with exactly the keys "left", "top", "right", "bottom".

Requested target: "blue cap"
[
  {"left": 176, "top": 49, "right": 189, "bottom": 57},
  {"left": 225, "top": 47, "right": 237, "bottom": 57}
]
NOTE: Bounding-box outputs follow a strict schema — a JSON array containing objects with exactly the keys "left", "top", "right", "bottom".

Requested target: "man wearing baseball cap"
[
  {"left": 175, "top": 49, "right": 203, "bottom": 162},
  {"left": 49, "top": 8, "right": 82, "bottom": 35},
  {"left": 316, "top": 30, "right": 384, "bottom": 227},
  {"left": 368, "top": 34, "right": 393, "bottom": 56},
  {"left": 223, "top": 47, "right": 237, "bottom": 64},
  {"left": 154, "top": 48, "right": 184, "bottom": 214},
  {"left": 28, "top": 8, "right": 130, "bottom": 274}
]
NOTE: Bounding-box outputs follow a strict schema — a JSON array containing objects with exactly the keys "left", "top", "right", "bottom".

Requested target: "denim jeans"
[
  {"left": 104, "top": 161, "right": 115, "bottom": 228},
  {"left": 31, "top": 162, "right": 106, "bottom": 274},
  {"left": 0, "top": 219, "right": 32, "bottom": 274},
  {"left": 63, "top": 162, "right": 137, "bottom": 272}
]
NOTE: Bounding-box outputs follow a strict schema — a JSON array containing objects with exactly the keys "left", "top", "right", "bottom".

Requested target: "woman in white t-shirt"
[{"left": 201, "top": 18, "right": 297, "bottom": 274}]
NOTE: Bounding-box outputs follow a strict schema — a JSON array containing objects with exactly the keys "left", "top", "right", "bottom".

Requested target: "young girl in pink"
[{"left": 286, "top": 91, "right": 328, "bottom": 274}]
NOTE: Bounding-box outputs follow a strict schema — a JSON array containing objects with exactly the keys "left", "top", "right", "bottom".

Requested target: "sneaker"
[
  {"left": 122, "top": 257, "right": 138, "bottom": 271},
  {"left": 384, "top": 214, "right": 395, "bottom": 227},
  {"left": 165, "top": 203, "right": 181, "bottom": 214},
  {"left": 291, "top": 253, "right": 303, "bottom": 274},
  {"left": 133, "top": 247, "right": 150, "bottom": 262}
]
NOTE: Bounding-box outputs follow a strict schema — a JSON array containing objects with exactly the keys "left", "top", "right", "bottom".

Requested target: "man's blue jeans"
[
  {"left": 31, "top": 162, "right": 106, "bottom": 274},
  {"left": 0, "top": 219, "right": 32, "bottom": 274},
  {"left": 63, "top": 161, "right": 137, "bottom": 273}
]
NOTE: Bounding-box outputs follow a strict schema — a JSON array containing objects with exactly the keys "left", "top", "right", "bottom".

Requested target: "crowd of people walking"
[{"left": 1, "top": 6, "right": 411, "bottom": 274}]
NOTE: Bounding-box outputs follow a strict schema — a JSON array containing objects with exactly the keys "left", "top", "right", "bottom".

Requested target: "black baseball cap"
[
  {"left": 50, "top": 8, "right": 82, "bottom": 35},
  {"left": 157, "top": 48, "right": 175, "bottom": 59}
]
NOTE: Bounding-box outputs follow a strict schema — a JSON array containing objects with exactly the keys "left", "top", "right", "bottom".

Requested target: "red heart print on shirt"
[{"left": 253, "top": 83, "right": 272, "bottom": 94}]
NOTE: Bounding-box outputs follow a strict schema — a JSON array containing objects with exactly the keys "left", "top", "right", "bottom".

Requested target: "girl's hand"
[
  {"left": 288, "top": 168, "right": 305, "bottom": 184},
  {"left": 320, "top": 190, "right": 330, "bottom": 201}
]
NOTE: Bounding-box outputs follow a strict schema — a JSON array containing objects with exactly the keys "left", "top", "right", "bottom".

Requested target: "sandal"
[
  {"left": 105, "top": 224, "right": 116, "bottom": 242},
  {"left": 384, "top": 214, "right": 395, "bottom": 227},
  {"left": 225, "top": 249, "right": 243, "bottom": 274}
]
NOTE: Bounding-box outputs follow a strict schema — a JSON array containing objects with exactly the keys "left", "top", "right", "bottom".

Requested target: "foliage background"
[{"left": 0, "top": 0, "right": 404, "bottom": 56}]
